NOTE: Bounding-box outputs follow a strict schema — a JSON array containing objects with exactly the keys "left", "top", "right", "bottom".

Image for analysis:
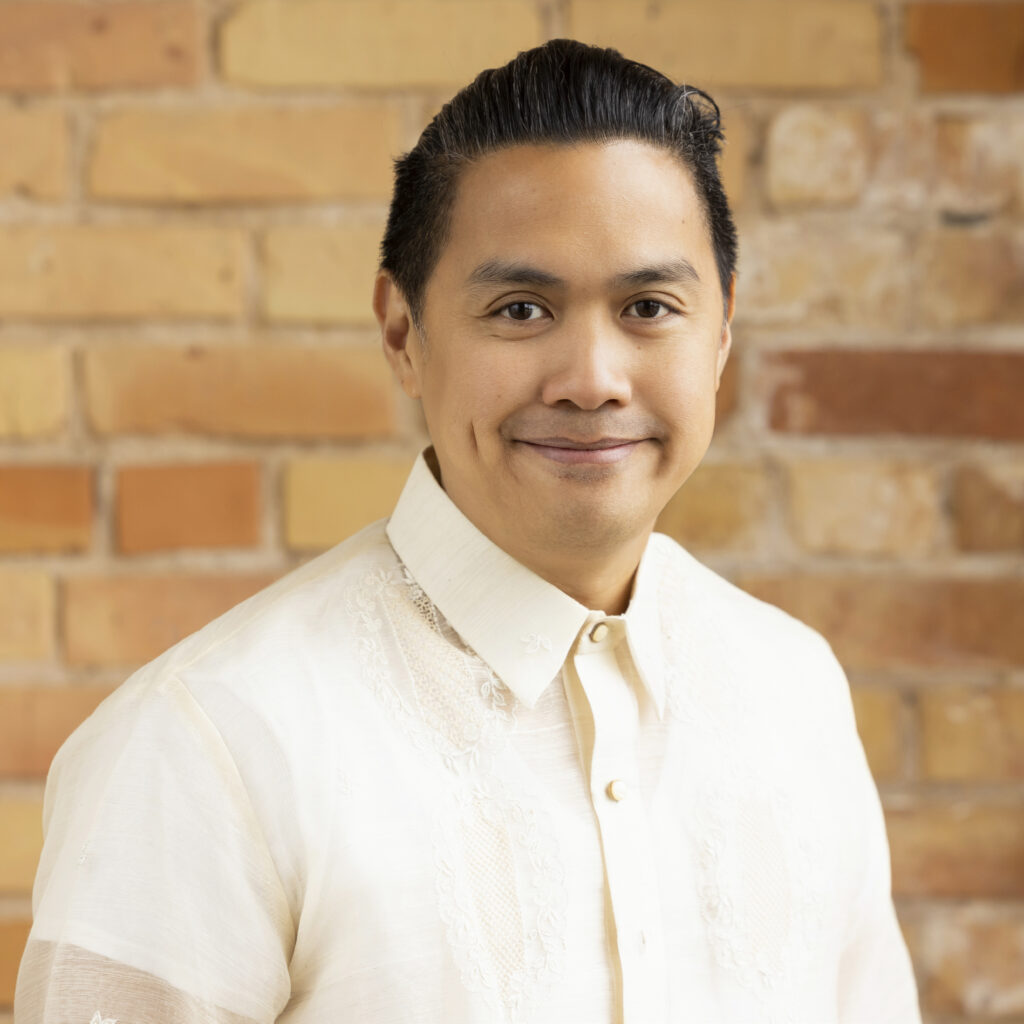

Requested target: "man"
[{"left": 17, "top": 40, "right": 920, "bottom": 1023}]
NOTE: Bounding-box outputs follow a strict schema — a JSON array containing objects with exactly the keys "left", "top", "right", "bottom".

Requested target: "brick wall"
[{"left": 0, "top": 0, "right": 1022, "bottom": 1017}]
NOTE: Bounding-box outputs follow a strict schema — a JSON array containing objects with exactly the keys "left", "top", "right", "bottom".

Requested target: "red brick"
[
  {"left": 64, "top": 573, "right": 278, "bottom": 668},
  {"left": 888, "top": 804, "right": 1024, "bottom": 898},
  {"left": 0, "top": 918, "right": 30, "bottom": 1004},
  {"left": 920, "top": 687, "right": 1024, "bottom": 782},
  {"left": 84, "top": 344, "right": 395, "bottom": 440},
  {"left": 737, "top": 575, "right": 1024, "bottom": 671},
  {"left": 766, "top": 351, "right": 1024, "bottom": 440},
  {"left": 0, "top": 2, "right": 199, "bottom": 93},
  {"left": 0, "top": 684, "right": 114, "bottom": 778},
  {"left": 906, "top": 2, "right": 1024, "bottom": 94},
  {"left": 116, "top": 462, "right": 262, "bottom": 554},
  {"left": 953, "top": 462, "right": 1024, "bottom": 552},
  {"left": 0, "top": 465, "right": 91, "bottom": 553}
]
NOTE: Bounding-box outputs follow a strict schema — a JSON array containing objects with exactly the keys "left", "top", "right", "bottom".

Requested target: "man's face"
[{"left": 380, "top": 140, "right": 733, "bottom": 567}]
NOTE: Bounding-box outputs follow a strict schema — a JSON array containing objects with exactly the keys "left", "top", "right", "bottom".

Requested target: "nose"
[{"left": 539, "top": 318, "right": 632, "bottom": 410}]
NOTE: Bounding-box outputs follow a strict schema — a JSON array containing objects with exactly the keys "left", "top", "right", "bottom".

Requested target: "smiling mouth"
[{"left": 516, "top": 437, "right": 644, "bottom": 465}]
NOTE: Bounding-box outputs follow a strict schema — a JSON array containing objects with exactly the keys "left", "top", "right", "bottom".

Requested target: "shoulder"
[
  {"left": 52, "top": 520, "right": 399, "bottom": 782},
  {"left": 650, "top": 531, "right": 836, "bottom": 665}
]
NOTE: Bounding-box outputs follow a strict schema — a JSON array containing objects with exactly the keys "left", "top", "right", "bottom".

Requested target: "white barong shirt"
[{"left": 17, "top": 451, "right": 921, "bottom": 1023}]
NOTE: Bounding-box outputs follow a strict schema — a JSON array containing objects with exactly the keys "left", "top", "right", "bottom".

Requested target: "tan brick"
[
  {"left": 0, "top": 684, "right": 114, "bottom": 778},
  {"left": 850, "top": 687, "right": 904, "bottom": 782},
  {"left": 719, "top": 109, "right": 750, "bottom": 209},
  {"left": 0, "top": 465, "right": 92, "bottom": 554},
  {"left": 285, "top": 456, "right": 413, "bottom": 551},
  {"left": 0, "top": 107, "right": 67, "bottom": 200},
  {"left": 716, "top": 354, "right": 738, "bottom": 424},
  {"left": 918, "top": 229, "right": 1024, "bottom": 328},
  {"left": 953, "top": 462, "right": 1024, "bottom": 552},
  {"left": 222, "top": 0, "right": 542, "bottom": 89},
  {"left": 64, "top": 573, "right": 277, "bottom": 668},
  {"left": 766, "top": 106, "right": 868, "bottom": 207},
  {"left": 84, "top": 344, "right": 395, "bottom": 440},
  {"left": 906, "top": 2, "right": 1024, "bottom": 94},
  {"left": 766, "top": 351, "right": 1024, "bottom": 440},
  {"left": 0, "top": 571, "right": 54, "bottom": 662},
  {"left": 737, "top": 575, "right": 1024, "bottom": 671},
  {"left": 263, "top": 223, "right": 383, "bottom": 325},
  {"left": 0, "top": 226, "right": 245, "bottom": 321},
  {"left": 936, "top": 115, "right": 1024, "bottom": 217},
  {"left": 785, "top": 459, "right": 941, "bottom": 556},
  {"left": 0, "top": 799, "right": 42, "bottom": 894},
  {"left": 90, "top": 106, "right": 400, "bottom": 203},
  {"left": 920, "top": 687, "right": 1024, "bottom": 782},
  {"left": 864, "top": 109, "right": 935, "bottom": 214},
  {"left": 911, "top": 906, "right": 1024, "bottom": 1016},
  {"left": 0, "top": 1, "right": 198, "bottom": 93},
  {"left": 569, "top": 0, "right": 882, "bottom": 90},
  {"left": 0, "top": 347, "right": 69, "bottom": 440},
  {"left": 0, "top": 918, "right": 31, "bottom": 1005},
  {"left": 888, "top": 803, "right": 1024, "bottom": 898},
  {"left": 655, "top": 463, "right": 770, "bottom": 552},
  {"left": 117, "top": 462, "right": 262, "bottom": 554},
  {"left": 736, "top": 225, "right": 906, "bottom": 329}
]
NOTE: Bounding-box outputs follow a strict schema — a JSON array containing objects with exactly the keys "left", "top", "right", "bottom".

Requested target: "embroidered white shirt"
[{"left": 16, "top": 451, "right": 920, "bottom": 1024}]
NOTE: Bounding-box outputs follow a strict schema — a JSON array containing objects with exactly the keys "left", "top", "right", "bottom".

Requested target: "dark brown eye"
[
  {"left": 631, "top": 300, "right": 665, "bottom": 318},
  {"left": 503, "top": 302, "right": 541, "bottom": 320}
]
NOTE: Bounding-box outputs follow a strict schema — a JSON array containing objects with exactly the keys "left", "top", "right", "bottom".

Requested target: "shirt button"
[
  {"left": 606, "top": 779, "right": 627, "bottom": 802},
  {"left": 589, "top": 622, "right": 610, "bottom": 643}
]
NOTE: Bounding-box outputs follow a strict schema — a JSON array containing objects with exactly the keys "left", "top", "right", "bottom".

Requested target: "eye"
[
  {"left": 625, "top": 299, "right": 676, "bottom": 319},
  {"left": 497, "top": 301, "right": 547, "bottom": 321}
]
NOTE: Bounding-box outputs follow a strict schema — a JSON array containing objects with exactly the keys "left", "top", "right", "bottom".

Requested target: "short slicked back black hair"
[{"left": 380, "top": 38, "right": 738, "bottom": 325}]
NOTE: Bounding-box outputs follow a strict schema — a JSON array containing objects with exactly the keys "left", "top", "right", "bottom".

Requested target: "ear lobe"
[
  {"left": 715, "top": 274, "right": 736, "bottom": 388},
  {"left": 374, "top": 271, "right": 422, "bottom": 400}
]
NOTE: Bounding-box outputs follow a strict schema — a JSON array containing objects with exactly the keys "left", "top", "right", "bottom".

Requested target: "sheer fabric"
[{"left": 16, "top": 451, "right": 921, "bottom": 1023}]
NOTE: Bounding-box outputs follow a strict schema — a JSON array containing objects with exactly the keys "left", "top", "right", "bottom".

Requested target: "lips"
[{"left": 516, "top": 437, "right": 644, "bottom": 465}]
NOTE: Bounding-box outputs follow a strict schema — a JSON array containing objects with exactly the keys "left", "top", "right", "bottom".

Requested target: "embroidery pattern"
[
  {"left": 520, "top": 633, "right": 551, "bottom": 654},
  {"left": 90, "top": 1014, "right": 118, "bottom": 1024},
  {"left": 347, "top": 563, "right": 567, "bottom": 1022},
  {"left": 657, "top": 551, "right": 825, "bottom": 1018}
]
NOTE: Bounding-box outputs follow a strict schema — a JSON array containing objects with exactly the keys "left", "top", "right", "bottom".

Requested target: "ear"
[
  {"left": 374, "top": 270, "right": 423, "bottom": 400},
  {"left": 715, "top": 274, "right": 736, "bottom": 388}
]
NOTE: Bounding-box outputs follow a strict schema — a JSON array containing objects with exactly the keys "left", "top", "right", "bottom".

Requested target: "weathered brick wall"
[{"left": 0, "top": 0, "right": 1022, "bottom": 1017}]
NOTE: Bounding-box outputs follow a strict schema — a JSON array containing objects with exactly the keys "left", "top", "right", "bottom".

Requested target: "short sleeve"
[{"left": 15, "top": 674, "right": 294, "bottom": 1024}]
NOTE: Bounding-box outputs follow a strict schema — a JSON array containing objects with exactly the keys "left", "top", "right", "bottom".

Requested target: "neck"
[{"left": 522, "top": 543, "right": 646, "bottom": 614}]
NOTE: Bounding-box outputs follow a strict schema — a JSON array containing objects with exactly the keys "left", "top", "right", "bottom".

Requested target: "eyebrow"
[{"left": 465, "top": 257, "right": 701, "bottom": 290}]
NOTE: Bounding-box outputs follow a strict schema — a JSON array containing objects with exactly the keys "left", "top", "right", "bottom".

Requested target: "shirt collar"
[{"left": 386, "top": 450, "right": 666, "bottom": 716}]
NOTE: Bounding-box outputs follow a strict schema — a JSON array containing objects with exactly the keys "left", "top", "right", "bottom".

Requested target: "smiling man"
[{"left": 18, "top": 40, "right": 920, "bottom": 1024}]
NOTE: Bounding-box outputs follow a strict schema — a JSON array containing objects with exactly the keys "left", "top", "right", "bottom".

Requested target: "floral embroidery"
[
  {"left": 520, "top": 633, "right": 551, "bottom": 654},
  {"left": 348, "top": 562, "right": 567, "bottom": 1021},
  {"left": 90, "top": 1013, "right": 118, "bottom": 1024}
]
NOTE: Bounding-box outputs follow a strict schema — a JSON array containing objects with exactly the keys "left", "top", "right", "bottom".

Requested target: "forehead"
[{"left": 429, "top": 140, "right": 715, "bottom": 295}]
